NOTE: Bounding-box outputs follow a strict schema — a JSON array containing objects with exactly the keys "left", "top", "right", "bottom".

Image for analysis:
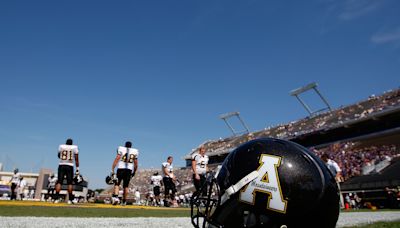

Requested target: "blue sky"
[{"left": 0, "top": 0, "right": 399, "bottom": 189}]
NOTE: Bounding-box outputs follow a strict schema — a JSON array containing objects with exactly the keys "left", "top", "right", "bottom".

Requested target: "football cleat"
[{"left": 112, "top": 197, "right": 120, "bottom": 205}]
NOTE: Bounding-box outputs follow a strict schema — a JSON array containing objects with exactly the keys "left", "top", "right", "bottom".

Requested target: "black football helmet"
[
  {"left": 105, "top": 173, "right": 117, "bottom": 185},
  {"left": 190, "top": 138, "right": 340, "bottom": 228},
  {"left": 73, "top": 173, "right": 84, "bottom": 184}
]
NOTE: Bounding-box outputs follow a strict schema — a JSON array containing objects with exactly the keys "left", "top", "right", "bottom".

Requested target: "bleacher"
[
  {"left": 312, "top": 143, "right": 399, "bottom": 181},
  {"left": 185, "top": 88, "right": 400, "bottom": 163},
  {"left": 101, "top": 88, "right": 400, "bottom": 203}
]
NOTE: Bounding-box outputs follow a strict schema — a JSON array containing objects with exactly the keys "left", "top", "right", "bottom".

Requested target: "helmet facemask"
[{"left": 191, "top": 172, "right": 221, "bottom": 228}]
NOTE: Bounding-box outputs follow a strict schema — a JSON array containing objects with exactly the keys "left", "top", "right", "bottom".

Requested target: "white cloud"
[
  {"left": 371, "top": 27, "right": 400, "bottom": 44},
  {"left": 338, "top": 0, "right": 383, "bottom": 20}
]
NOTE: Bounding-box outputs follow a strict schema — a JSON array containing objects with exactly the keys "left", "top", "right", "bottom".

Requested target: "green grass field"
[
  {"left": 0, "top": 201, "right": 190, "bottom": 217},
  {"left": 0, "top": 205, "right": 190, "bottom": 217},
  {"left": 1, "top": 200, "right": 399, "bottom": 228}
]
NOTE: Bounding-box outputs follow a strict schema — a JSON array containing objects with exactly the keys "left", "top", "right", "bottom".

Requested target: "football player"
[
  {"left": 55, "top": 138, "right": 79, "bottom": 204},
  {"left": 150, "top": 171, "right": 163, "bottom": 206},
  {"left": 111, "top": 141, "right": 139, "bottom": 206},
  {"left": 17, "top": 176, "right": 27, "bottom": 200},
  {"left": 47, "top": 173, "right": 57, "bottom": 201},
  {"left": 134, "top": 189, "right": 141, "bottom": 205},
  {"left": 9, "top": 168, "right": 20, "bottom": 200},
  {"left": 191, "top": 145, "right": 209, "bottom": 196},
  {"left": 321, "top": 153, "right": 343, "bottom": 182},
  {"left": 162, "top": 156, "right": 176, "bottom": 207},
  {"left": 321, "top": 153, "right": 345, "bottom": 208},
  {"left": 190, "top": 138, "right": 340, "bottom": 228}
]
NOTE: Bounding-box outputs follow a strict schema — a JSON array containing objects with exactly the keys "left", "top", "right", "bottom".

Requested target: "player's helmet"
[
  {"left": 190, "top": 138, "right": 340, "bottom": 228},
  {"left": 105, "top": 174, "right": 117, "bottom": 185},
  {"left": 73, "top": 174, "right": 84, "bottom": 184}
]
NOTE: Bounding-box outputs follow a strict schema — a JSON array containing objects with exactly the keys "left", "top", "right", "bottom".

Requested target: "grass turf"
[
  {"left": 1, "top": 201, "right": 399, "bottom": 228},
  {"left": 0, "top": 201, "right": 190, "bottom": 217}
]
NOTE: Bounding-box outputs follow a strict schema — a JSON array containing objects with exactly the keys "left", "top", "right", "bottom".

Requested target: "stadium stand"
[
  {"left": 312, "top": 143, "right": 399, "bottom": 180},
  {"left": 184, "top": 88, "right": 400, "bottom": 163},
  {"left": 100, "top": 88, "right": 400, "bottom": 208}
]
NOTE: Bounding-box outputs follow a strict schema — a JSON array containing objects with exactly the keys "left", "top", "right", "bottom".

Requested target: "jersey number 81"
[{"left": 61, "top": 150, "right": 73, "bottom": 161}]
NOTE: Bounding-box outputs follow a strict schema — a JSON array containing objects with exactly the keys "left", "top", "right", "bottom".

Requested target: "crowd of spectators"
[
  {"left": 192, "top": 88, "right": 400, "bottom": 158},
  {"left": 122, "top": 142, "right": 399, "bottom": 202},
  {"left": 101, "top": 88, "right": 400, "bottom": 205},
  {"left": 311, "top": 143, "right": 399, "bottom": 181},
  {"left": 116, "top": 144, "right": 398, "bottom": 208},
  {"left": 186, "top": 88, "right": 400, "bottom": 184}
]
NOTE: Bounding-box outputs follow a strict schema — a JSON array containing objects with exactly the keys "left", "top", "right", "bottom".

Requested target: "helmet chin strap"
[{"left": 220, "top": 171, "right": 259, "bottom": 205}]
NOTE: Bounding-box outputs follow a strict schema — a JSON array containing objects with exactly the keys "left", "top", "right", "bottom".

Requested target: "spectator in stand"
[{"left": 314, "top": 143, "right": 398, "bottom": 180}]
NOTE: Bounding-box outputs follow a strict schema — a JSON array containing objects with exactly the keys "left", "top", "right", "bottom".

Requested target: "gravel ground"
[
  {"left": 1, "top": 211, "right": 400, "bottom": 227},
  {"left": 336, "top": 211, "right": 400, "bottom": 227}
]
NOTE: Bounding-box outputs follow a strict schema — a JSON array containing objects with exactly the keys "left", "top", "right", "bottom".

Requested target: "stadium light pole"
[
  {"left": 220, "top": 111, "right": 250, "bottom": 136},
  {"left": 290, "top": 82, "right": 332, "bottom": 116}
]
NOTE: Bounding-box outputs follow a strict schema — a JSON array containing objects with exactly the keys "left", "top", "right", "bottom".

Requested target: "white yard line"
[{"left": 336, "top": 211, "right": 400, "bottom": 227}]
